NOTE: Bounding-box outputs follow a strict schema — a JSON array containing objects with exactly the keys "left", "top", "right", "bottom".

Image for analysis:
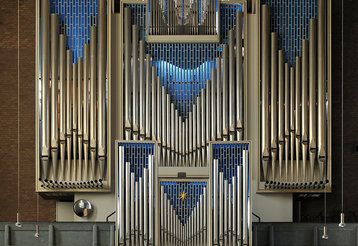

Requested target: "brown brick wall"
[{"left": 0, "top": 0, "right": 56, "bottom": 222}]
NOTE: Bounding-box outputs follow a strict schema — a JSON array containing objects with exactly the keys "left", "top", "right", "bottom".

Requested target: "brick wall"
[{"left": 0, "top": 0, "right": 56, "bottom": 222}]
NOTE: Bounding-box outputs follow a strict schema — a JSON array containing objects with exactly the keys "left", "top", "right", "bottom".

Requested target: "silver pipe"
[
  {"left": 66, "top": 50, "right": 73, "bottom": 181},
  {"left": 144, "top": 168, "right": 148, "bottom": 243},
  {"left": 236, "top": 11, "right": 244, "bottom": 140},
  {"left": 216, "top": 58, "right": 222, "bottom": 140},
  {"left": 50, "top": 14, "right": 59, "bottom": 181},
  {"left": 151, "top": 67, "right": 157, "bottom": 141},
  {"left": 124, "top": 8, "right": 132, "bottom": 139},
  {"left": 232, "top": 175, "right": 237, "bottom": 243},
  {"left": 139, "top": 176, "right": 144, "bottom": 245},
  {"left": 261, "top": 5, "right": 270, "bottom": 181},
  {"left": 157, "top": 78, "right": 162, "bottom": 146},
  {"left": 213, "top": 160, "right": 219, "bottom": 244},
  {"left": 302, "top": 40, "right": 309, "bottom": 183},
  {"left": 309, "top": 19, "right": 317, "bottom": 182},
  {"left": 175, "top": 109, "right": 179, "bottom": 165},
  {"left": 228, "top": 181, "right": 233, "bottom": 244},
  {"left": 284, "top": 63, "right": 290, "bottom": 182},
  {"left": 72, "top": 62, "right": 78, "bottom": 181},
  {"left": 206, "top": 80, "right": 211, "bottom": 143},
  {"left": 162, "top": 87, "right": 167, "bottom": 149},
  {"left": 119, "top": 147, "right": 125, "bottom": 243},
  {"left": 146, "top": 55, "right": 152, "bottom": 139},
  {"left": 41, "top": 0, "right": 50, "bottom": 180},
  {"left": 211, "top": 69, "right": 217, "bottom": 141},
  {"left": 196, "top": 95, "right": 201, "bottom": 165},
  {"left": 139, "top": 40, "right": 146, "bottom": 139},
  {"left": 228, "top": 30, "right": 236, "bottom": 140},
  {"left": 219, "top": 171, "right": 223, "bottom": 243},
  {"left": 166, "top": 95, "right": 170, "bottom": 165},
  {"left": 83, "top": 43, "right": 90, "bottom": 181},
  {"left": 131, "top": 172, "right": 135, "bottom": 242},
  {"left": 171, "top": 103, "right": 175, "bottom": 165},
  {"left": 222, "top": 44, "right": 229, "bottom": 140},
  {"left": 242, "top": 150, "right": 248, "bottom": 245},
  {"left": 224, "top": 179, "right": 228, "bottom": 242},
  {"left": 160, "top": 186, "right": 164, "bottom": 243},
  {"left": 237, "top": 165, "right": 242, "bottom": 242},
  {"left": 125, "top": 162, "right": 131, "bottom": 244},
  {"left": 290, "top": 67, "right": 295, "bottom": 182},
  {"left": 295, "top": 57, "right": 301, "bottom": 182},
  {"left": 97, "top": 0, "right": 106, "bottom": 162},
  {"left": 317, "top": 0, "right": 326, "bottom": 180},
  {"left": 59, "top": 34, "right": 66, "bottom": 181},
  {"left": 271, "top": 32, "right": 278, "bottom": 182},
  {"left": 278, "top": 50, "right": 285, "bottom": 182},
  {"left": 90, "top": 25, "right": 97, "bottom": 180},
  {"left": 132, "top": 25, "right": 139, "bottom": 140},
  {"left": 148, "top": 155, "right": 154, "bottom": 244},
  {"left": 77, "top": 59, "right": 83, "bottom": 180},
  {"left": 201, "top": 89, "right": 206, "bottom": 149},
  {"left": 135, "top": 179, "right": 139, "bottom": 242}
]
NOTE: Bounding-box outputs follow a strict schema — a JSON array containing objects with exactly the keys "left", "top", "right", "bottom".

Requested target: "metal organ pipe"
[
  {"left": 124, "top": 8, "right": 132, "bottom": 140},
  {"left": 278, "top": 50, "right": 284, "bottom": 182},
  {"left": 302, "top": 40, "right": 309, "bottom": 183},
  {"left": 59, "top": 34, "right": 66, "bottom": 181},
  {"left": 83, "top": 43, "right": 90, "bottom": 181},
  {"left": 90, "top": 25, "right": 97, "bottom": 180},
  {"left": 236, "top": 11, "right": 244, "bottom": 140},
  {"left": 295, "top": 57, "right": 301, "bottom": 182},
  {"left": 66, "top": 50, "right": 73, "bottom": 181},
  {"left": 271, "top": 32, "right": 278, "bottom": 182},
  {"left": 41, "top": 0, "right": 50, "bottom": 180}
]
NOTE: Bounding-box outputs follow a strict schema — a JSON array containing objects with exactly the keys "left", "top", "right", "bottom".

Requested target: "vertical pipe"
[
  {"left": 290, "top": 67, "right": 295, "bottom": 182},
  {"left": 216, "top": 58, "right": 222, "bottom": 140},
  {"left": 146, "top": 55, "right": 152, "bottom": 139},
  {"left": 295, "top": 57, "right": 302, "bottom": 182},
  {"left": 125, "top": 162, "right": 131, "bottom": 244},
  {"left": 41, "top": 0, "right": 50, "bottom": 180},
  {"left": 284, "top": 63, "right": 290, "bottom": 182},
  {"left": 83, "top": 43, "right": 90, "bottom": 181},
  {"left": 59, "top": 34, "right": 66, "bottom": 181},
  {"left": 77, "top": 59, "right": 83, "bottom": 180},
  {"left": 152, "top": 67, "right": 157, "bottom": 141},
  {"left": 66, "top": 50, "right": 73, "bottom": 181},
  {"left": 139, "top": 40, "right": 146, "bottom": 140},
  {"left": 119, "top": 147, "right": 125, "bottom": 244},
  {"left": 261, "top": 5, "right": 270, "bottom": 181},
  {"left": 271, "top": 33, "right": 278, "bottom": 182},
  {"left": 237, "top": 165, "right": 242, "bottom": 243},
  {"left": 97, "top": 0, "right": 106, "bottom": 179},
  {"left": 309, "top": 19, "right": 317, "bottom": 182},
  {"left": 222, "top": 44, "right": 229, "bottom": 140},
  {"left": 228, "top": 30, "right": 236, "bottom": 140},
  {"left": 317, "top": 0, "right": 326, "bottom": 181},
  {"left": 148, "top": 155, "right": 154, "bottom": 244},
  {"left": 278, "top": 50, "right": 285, "bottom": 182},
  {"left": 90, "top": 26, "right": 97, "bottom": 180},
  {"left": 50, "top": 14, "right": 59, "bottom": 180},
  {"left": 213, "top": 160, "right": 219, "bottom": 245},
  {"left": 162, "top": 87, "right": 167, "bottom": 164},
  {"left": 72, "top": 62, "right": 78, "bottom": 181},
  {"left": 242, "top": 150, "right": 248, "bottom": 245},
  {"left": 211, "top": 69, "right": 217, "bottom": 141},
  {"left": 219, "top": 171, "right": 224, "bottom": 243},
  {"left": 157, "top": 77, "right": 162, "bottom": 146},
  {"left": 132, "top": 25, "right": 139, "bottom": 140},
  {"left": 139, "top": 176, "right": 144, "bottom": 245},
  {"left": 302, "top": 40, "right": 309, "bottom": 184},
  {"left": 206, "top": 80, "right": 211, "bottom": 143},
  {"left": 232, "top": 175, "right": 237, "bottom": 244},
  {"left": 131, "top": 173, "right": 135, "bottom": 243},
  {"left": 236, "top": 11, "right": 244, "bottom": 140},
  {"left": 171, "top": 103, "right": 175, "bottom": 166},
  {"left": 144, "top": 168, "right": 148, "bottom": 243},
  {"left": 124, "top": 8, "right": 132, "bottom": 139}
]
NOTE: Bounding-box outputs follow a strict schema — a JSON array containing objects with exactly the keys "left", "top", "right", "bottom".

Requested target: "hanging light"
[{"left": 339, "top": 0, "right": 346, "bottom": 229}]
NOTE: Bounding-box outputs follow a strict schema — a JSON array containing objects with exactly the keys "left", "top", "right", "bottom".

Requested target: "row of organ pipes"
[
  {"left": 212, "top": 148, "right": 250, "bottom": 246},
  {"left": 39, "top": 0, "right": 107, "bottom": 189},
  {"left": 149, "top": 0, "right": 217, "bottom": 35},
  {"left": 160, "top": 186, "right": 207, "bottom": 246},
  {"left": 123, "top": 7, "right": 245, "bottom": 167},
  {"left": 118, "top": 147, "right": 155, "bottom": 245},
  {"left": 260, "top": 0, "right": 328, "bottom": 190}
]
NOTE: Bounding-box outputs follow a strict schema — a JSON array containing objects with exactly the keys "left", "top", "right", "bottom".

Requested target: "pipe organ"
[
  {"left": 259, "top": 0, "right": 331, "bottom": 192},
  {"left": 36, "top": 0, "right": 110, "bottom": 192}
]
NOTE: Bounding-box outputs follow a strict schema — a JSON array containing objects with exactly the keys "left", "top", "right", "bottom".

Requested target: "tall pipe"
[
  {"left": 97, "top": 0, "right": 106, "bottom": 180},
  {"left": 139, "top": 40, "right": 146, "bottom": 140},
  {"left": 278, "top": 50, "right": 285, "bottom": 181},
  {"left": 90, "top": 25, "right": 97, "bottom": 180},
  {"left": 236, "top": 11, "right": 244, "bottom": 140},
  {"left": 83, "top": 43, "right": 90, "bottom": 181},
  {"left": 72, "top": 62, "right": 78, "bottom": 181},
  {"left": 295, "top": 57, "right": 302, "bottom": 182},
  {"left": 290, "top": 67, "right": 295, "bottom": 182},
  {"left": 146, "top": 55, "right": 152, "bottom": 139},
  {"left": 132, "top": 25, "right": 139, "bottom": 140},
  {"left": 222, "top": 44, "right": 229, "bottom": 140},
  {"left": 284, "top": 63, "right": 290, "bottom": 182},
  {"left": 211, "top": 69, "right": 217, "bottom": 141},
  {"left": 124, "top": 8, "right": 132, "bottom": 140},
  {"left": 216, "top": 58, "right": 222, "bottom": 140},
  {"left": 317, "top": 0, "right": 326, "bottom": 181},
  {"left": 125, "top": 162, "right": 131, "bottom": 243},
  {"left": 77, "top": 59, "right": 83, "bottom": 180},
  {"left": 50, "top": 14, "right": 59, "bottom": 180},
  {"left": 66, "top": 50, "right": 73, "bottom": 181},
  {"left": 271, "top": 32, "right": 278, "bottom": 181},
  {"left": 41, "top": 0, "right": 50, "bottom": 180},
  {"left": 261, "top": 5, "right": 270, "bottom": 181},
  {"left": 157, "top": 77, "right": 162, "bottom": 146},
  {"left": 119, "top": 147, "right": 125, "bottom": 243},
  {"left": 309, "top": 19, "right": 317, "bottom": 182},
  {"left": 228, "top": 30, "right": 236, "bottom": 140},
  {"left": 151, "top": 67, "right": 157, "bottom": 141},
  {"left": 302, "top": 40, "right": 309, "bottom": 183},
  {"left": 59, "top": 34, "right": 66, "bottom": 180}
]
